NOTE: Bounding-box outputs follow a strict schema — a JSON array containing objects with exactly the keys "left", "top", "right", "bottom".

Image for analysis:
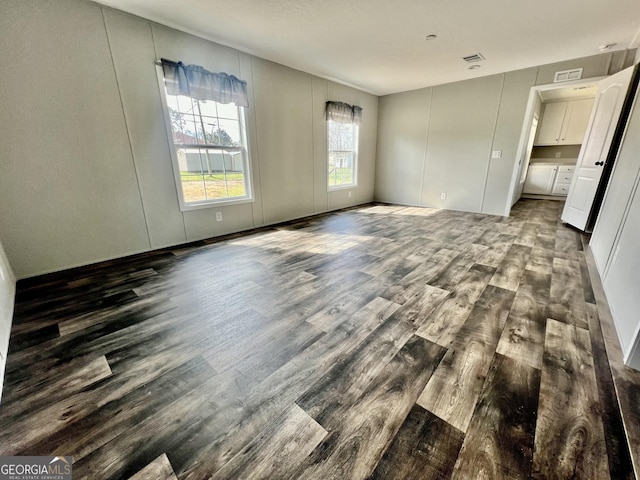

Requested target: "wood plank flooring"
[{"left": 1, "top": 199, "right": 638, "bottom": 479}]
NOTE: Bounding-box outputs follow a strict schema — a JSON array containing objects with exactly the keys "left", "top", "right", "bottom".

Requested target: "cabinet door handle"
[{"left": 595, "top": 161, "right": 604, "bottom": 166}]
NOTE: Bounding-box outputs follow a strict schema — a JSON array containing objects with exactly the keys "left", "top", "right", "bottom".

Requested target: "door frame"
[
  {"left": 0, "top": 240, "right": 16, "bottom": 403},
  {"left": 505, "top": 76, "right": 606, "bottom": 216}
]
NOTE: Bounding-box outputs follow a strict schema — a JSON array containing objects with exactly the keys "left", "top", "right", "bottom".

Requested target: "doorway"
[{"left": 507, "top": 77, "right": 602, "bottom": 212}]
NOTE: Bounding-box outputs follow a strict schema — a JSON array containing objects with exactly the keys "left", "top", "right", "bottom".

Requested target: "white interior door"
[
  {"left": 561, "top": 67, "right": 634, "bottom": 230},
  {"left": 590, "top": 85, "right": 640, "bottom": 275},
  {"left": 600, "top": 184, "right": 640, "bottom": 366}
]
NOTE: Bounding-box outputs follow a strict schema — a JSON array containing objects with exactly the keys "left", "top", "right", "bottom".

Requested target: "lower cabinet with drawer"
[
  {"left": 523, "top": 163, "right": 575, "bottom": 197},
  {"left": 552, "top": 165, "right": 575, "bottom": 197},
  {"left": 552, "top": 183, "right": 571, "bottom": 195}
]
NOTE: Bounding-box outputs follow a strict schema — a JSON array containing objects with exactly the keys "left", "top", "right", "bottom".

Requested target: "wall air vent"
[
  {"left": 554, "top": 68, "right": 583, "bottom": 83},
  {"left": 462, "top": 53, "right": 485, "bottom": 63}
]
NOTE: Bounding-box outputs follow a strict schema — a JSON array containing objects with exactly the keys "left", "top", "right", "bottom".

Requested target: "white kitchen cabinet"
[
  {"left": 523, "top": 164, "right": 574, "bottom": 196},
  {"left": 535, "top": 102, "right": 567, "bottom": 145},
  {"left": 534, "top": 98, "right": 594, "bottom": 146},
  {"left": 552, "top": 183, "right": 571, "bottom": 195},
  {"left": 523, "top": 164, "right": 558, "bottom": 194},
  {"left": 562, "top": 98, "right": 594, "bottom": 144},
  {"left": 552, "top": 165, "right": 574, "bottom": 196}
]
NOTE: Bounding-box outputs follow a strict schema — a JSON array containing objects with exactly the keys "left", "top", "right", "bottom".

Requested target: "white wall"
[
  {"left": 0, "top": 239, "right": 16, "bottom": 402},
  {"left": 422, "top": 74, "right": 504, "bottom": 212},
  {"left": 375, "top": 88, "right": 431, "bottom": 206},
  {"left": 375, "top": 52, "right": 635, "bottom": 215},
  {"left": 0, "top": 0, "right": 378, "bottom": 279}
]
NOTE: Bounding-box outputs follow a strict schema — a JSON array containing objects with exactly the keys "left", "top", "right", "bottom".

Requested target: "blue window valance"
[
  {"left": 325, "top": 101, "right": 362, "bottom": 125},
  {"left": 160, "top": 58, "right": 249, "bottom": 107}
]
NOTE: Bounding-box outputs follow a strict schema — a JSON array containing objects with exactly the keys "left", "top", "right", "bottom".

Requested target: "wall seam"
[
  {"left": 101, "top": 8, "right": 152, "bottom": 249},
  {"left": 312, "top": 79, "right": 317, "bottom": 213},
  {"left": 250, "top": 57, "right": 266, "bottom": 226},
  {"left": 238, "top": 51, "right": 257, "bottom": 228},
  {"left": 623, "top": 49, "right": 633, "bottom": 69},
  {"left": 533, "top": 66, "right": 541, "bottom": 86},
  {"left": 373, "top": 98, "right": 382, "bottom": 202},
  {"left": 606, "top": 52, "right": 614, "bottom": 75},
  {"left": 419, "top": 88, "right": 433, "bottom": 206},
  {"left": 480, "top": 74, "right": 506, "bottom": 213},
  {"left": 325, "top": 81, "right": 330, "bottom": 212}
]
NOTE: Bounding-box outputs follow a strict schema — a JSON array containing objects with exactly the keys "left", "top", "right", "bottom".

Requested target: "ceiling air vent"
[
  {"left": 554, "top": 68, "right": 583, "bottom": 83},
  {"left": 462, "top": 53, "right": 485, "bottom": 63}
]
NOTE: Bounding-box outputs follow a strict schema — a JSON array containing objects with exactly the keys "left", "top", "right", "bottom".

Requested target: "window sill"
[
  {"left": 179, "top": 196, "right": 255, "bottom": 212},
  {"left": 328, "top": 184, "right": 357, "bottom": 192}
]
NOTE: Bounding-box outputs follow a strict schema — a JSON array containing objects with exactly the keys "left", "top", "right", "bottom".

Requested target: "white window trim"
[
  {"left": 155, "top": 65, "right": 254, "bottom": 211},
  {"left": 327, "top": 120, "right": 359, "bottom": 192}
]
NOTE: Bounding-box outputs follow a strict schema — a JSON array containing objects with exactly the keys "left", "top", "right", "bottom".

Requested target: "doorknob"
[{"left": 595, "top": 161, "right": 604, "bottom": 166}]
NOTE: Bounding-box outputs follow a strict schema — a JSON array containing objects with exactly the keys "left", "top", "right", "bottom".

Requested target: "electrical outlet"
[
  {"left": 491, "top": 150, "right": 502, "bottom": 159},
  {"left": 215, "top": 211, "right": 223, "bottom": 222},
  {"left": 440, "top": 193, "right": 446, "bottom": 200},
  {"left": 348, "top": 190, "right": 352, "bottom": 198},
  {"left": 555, "top": 152, "right": 562, "bottom": 158}
]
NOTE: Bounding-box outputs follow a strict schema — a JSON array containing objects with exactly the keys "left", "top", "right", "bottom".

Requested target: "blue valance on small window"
[
  {"left": 160, "top": 58, "right": 249, "bottom": 107},
  {"left": 325, "top": 101, "right": 362, "bottom": 125}
]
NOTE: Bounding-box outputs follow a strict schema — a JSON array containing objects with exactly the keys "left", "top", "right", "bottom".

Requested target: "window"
[
  {"left": 157, "top": 62, "right": 252, "bottom": 210},
  {"left": 328, "top": 121, "right": 358, "bottom": 189},
  {"left": 325, "top": 101, "right": 362, "bottom": 190}
]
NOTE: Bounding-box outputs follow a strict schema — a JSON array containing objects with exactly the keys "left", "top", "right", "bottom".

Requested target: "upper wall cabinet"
[{"left": 535, "top": 98, "right": 594, "bottom": 146}]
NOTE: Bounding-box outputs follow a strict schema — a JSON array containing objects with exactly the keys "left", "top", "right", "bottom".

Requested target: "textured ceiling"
[{"left": 93, "top": 0, "right": 640, "bottom": 95}]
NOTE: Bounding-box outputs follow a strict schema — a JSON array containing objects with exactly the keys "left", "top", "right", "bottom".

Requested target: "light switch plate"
[{"left": 491, "top": 150, "right": 502, "bottom": 159}]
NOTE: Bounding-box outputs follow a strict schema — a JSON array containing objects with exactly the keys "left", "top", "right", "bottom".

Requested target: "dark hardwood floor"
[{"left": 1, "top": 199, "right": 638, "bottom": 479}]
